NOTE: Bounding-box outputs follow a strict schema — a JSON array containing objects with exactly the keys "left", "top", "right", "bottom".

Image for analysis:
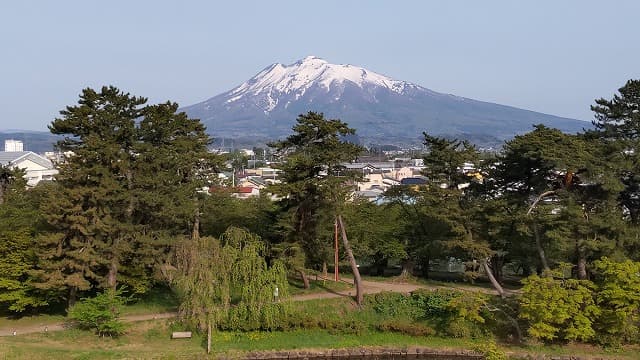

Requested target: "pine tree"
[
  {"left": 34, "top": 87, "right": 219, "bottom": 305},
  {"left": 269, "top": 112, "right": 364, "bottom": 302},
  {"left": 591, "top": 79, "right": 640, "bottom": 226},
  {"left": 422, "top": 133, "right": 478, "bottom": 189},
  {"left": 33, "top": 86, "right": 144, "bottom": 306}
]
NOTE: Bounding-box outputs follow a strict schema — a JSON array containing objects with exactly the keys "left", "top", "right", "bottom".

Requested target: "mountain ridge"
[{"left": 181, "top": 56, "right": 589, "bottom": 145}]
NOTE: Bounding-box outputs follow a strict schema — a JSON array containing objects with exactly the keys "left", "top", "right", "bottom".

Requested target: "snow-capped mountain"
[
  {"left": 223, "top": 55, "right": 421, "bottom": 111},
  {"left": 181, "top": 56, "right": 588, "bottom": 144}
]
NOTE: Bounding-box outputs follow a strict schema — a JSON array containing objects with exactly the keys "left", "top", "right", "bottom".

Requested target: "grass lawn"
[
  {"left": 1, "top": 319, "right": 638, "bottom": 360},
  {"left": 0, "top": 319, "right": 489, "bottom": 359}
]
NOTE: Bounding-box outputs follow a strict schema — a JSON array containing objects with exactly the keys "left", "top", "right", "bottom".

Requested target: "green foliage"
[
  {"left": 0, "top": 167, "right": 47, "bottom": 313},
  {"left": 368, "top": 289, "right": 490, "bottom": 338},
  {"left": 340, "top": 199, "right": 406, "bottom": 275},
  {"left": 592, "top": 257, "right": 640, "bottom": 344},
  {"left": 376, "top": 319, "right": 435, "bottom": 336},
  {"left": 415, "top": 289, "right": 489, "bottom": 338},
  {"left": 35, "top": 86, "right": 218, "bottom": 308},
  {"left": 368, "top": 291, "right": 420, "bottom": 318},
  {"left": 519, "top": 274, "right": 599, "bottom": 342},
  {"left": 519, "top": 258, "right": 640, "bottom": 345},
  {"left": 171, "top": 227, "right": 289, "bottom": 333},
  {"left": 67, "top": 289, "right": 128, "bottom": 337},
  {"left": 268, "top": 112, "right": 364, "bottom": 266},
  {"left": 473, "top": 340, "right": 507, "bottom": 360},
  {"left": 422, "top": 132, "right": 479, "bottom": 188},
  {"left": 201, "top": 192, "right": 278, "bottom": 241}
]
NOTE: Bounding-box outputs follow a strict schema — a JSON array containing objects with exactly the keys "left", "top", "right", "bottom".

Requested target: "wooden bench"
[{"left": 171, "top": 331, "right": 192, "bottom": 339}]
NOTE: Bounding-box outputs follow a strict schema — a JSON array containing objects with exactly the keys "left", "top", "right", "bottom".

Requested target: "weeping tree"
[{"left": 169, "top": 227, "right": 288, "bottom": 354}]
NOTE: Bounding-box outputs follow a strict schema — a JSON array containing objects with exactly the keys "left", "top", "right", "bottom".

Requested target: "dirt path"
[
  {"left": 0, "top": 312, "right": 176, "bottom": 337},
  {"left": 0, "top": 279, "right": 509, "bottom": 337}
]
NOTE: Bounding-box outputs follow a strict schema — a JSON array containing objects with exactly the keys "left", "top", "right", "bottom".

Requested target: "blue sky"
[{"left": 1, "top": 0, "right": 638, "bottom": 131}]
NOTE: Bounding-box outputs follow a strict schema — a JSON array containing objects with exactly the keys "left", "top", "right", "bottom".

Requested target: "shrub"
[
  {"left": 411, "top": 289, "right": 490, "bottom": 337},
  {"left": 519, "top": 274, "right": 599, "bottom": 342},
  {"left": 412, "top": 289, "right": 457, "bottom": 319},
  {"left": 592, "top": 257, "right": 640, "bottom": 345},
  {"left": 367, "top": 291, "right": 419, "bottom": 318},
  {"left": 67, "top": 289, "right": 128, "bottom": 337},
  {"left": 474, "top": 340, "right": 507, "bottom": 360}
]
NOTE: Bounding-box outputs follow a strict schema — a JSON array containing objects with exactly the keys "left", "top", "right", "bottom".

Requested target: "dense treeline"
[{"left": 1, "top": 81, "right": 640, "bottom": 346}]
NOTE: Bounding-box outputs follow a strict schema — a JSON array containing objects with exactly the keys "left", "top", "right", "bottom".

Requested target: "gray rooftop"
[{"left": 0, "top": 151, "right": 54, "bottom": 169}]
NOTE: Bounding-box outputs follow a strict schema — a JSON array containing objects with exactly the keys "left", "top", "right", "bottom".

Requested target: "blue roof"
[{"left": 400, "top": 177, "right": 428, "bottom": 185}]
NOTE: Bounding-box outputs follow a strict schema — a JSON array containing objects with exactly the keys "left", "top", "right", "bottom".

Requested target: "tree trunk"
[
  {"left": 485, "top": 305, "right": 523, "bottom": 343},
  {"left": 400, "top": 258, "right": 414, "bottom": 279},
  {"left": 297, "top": 268, "right": 310, "bottom": 289},
  {"left": 192, "top": 199, "right": 200, "bottom": 240},
  {"left": 491, "top": 255, "right": 504, "bottom": 284},
  {"left": 322, "top": 262, "right": 328, "bottom": 279},
  {"left": 532, "top": 223, "right": 551, "bottom": 274},
  {"left": 337, "top": 215, "right": 363, "bottom": 306},
  {"left": 68, "top": 286, "right": 77, "bottom": 309},
  {"left": 126, "top": 169, "right": 134, "bottom": 218},
  {"left": 107, "top": 259, "right": 118, "bottom": 290},
  {"left": 527, "top": 191, "right": 555, "bottom": 275},
  {"left": 576, "top": 247, "right": 588, "bottom": 280},
  {"left": 482, "top": 259, "right": 505, "bottom": 298}
]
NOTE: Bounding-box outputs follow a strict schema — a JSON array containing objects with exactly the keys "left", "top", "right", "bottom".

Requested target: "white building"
[
  {"left": 0, "top": 140, "right": 58, "bottom": 186},
  {"left": 4, "top": 139, "right": 23, "bottom": 152}
]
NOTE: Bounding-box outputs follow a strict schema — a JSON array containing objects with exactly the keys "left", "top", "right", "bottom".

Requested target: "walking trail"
[{"left": 0, "top": 278, "right": 508, "bottom": 337}]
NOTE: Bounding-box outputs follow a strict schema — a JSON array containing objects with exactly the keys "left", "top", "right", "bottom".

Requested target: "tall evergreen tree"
[
  {"left": 591, "top": 79, "right": 640, "bottom": 226},
  {"left": 269, "top": 112, "right": 364, "bottom": 301},
  {"left": 34, "top": 86, "right": 217, "bottom": 306},
  {"left": 33, "top": 86, "right": 144, "bottom": 306},
  {"left": 269, "top": 112, "right": 363, "bottom": 263}
]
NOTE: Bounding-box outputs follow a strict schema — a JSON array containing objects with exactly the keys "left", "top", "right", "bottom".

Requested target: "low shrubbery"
[
  {"left": 518, "top": 257, "right": 640, "bottom": 346},
  {"left": 367, "top": 289, "right": 492, "bottom": 338}
]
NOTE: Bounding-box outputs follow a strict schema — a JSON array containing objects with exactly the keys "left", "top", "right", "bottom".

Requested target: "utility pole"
[{"left": 334, "top": 218, "right": 339, "bottom": 281}]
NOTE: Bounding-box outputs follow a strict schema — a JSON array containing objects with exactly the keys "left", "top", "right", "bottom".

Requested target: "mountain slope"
[{"left": 182, "top": 56, "right": 588, "bottom": 143}]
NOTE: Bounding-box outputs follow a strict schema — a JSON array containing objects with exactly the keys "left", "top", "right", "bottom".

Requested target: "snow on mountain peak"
[{"left": 224, "top": 56, "right": 417, "bottom": 112}]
